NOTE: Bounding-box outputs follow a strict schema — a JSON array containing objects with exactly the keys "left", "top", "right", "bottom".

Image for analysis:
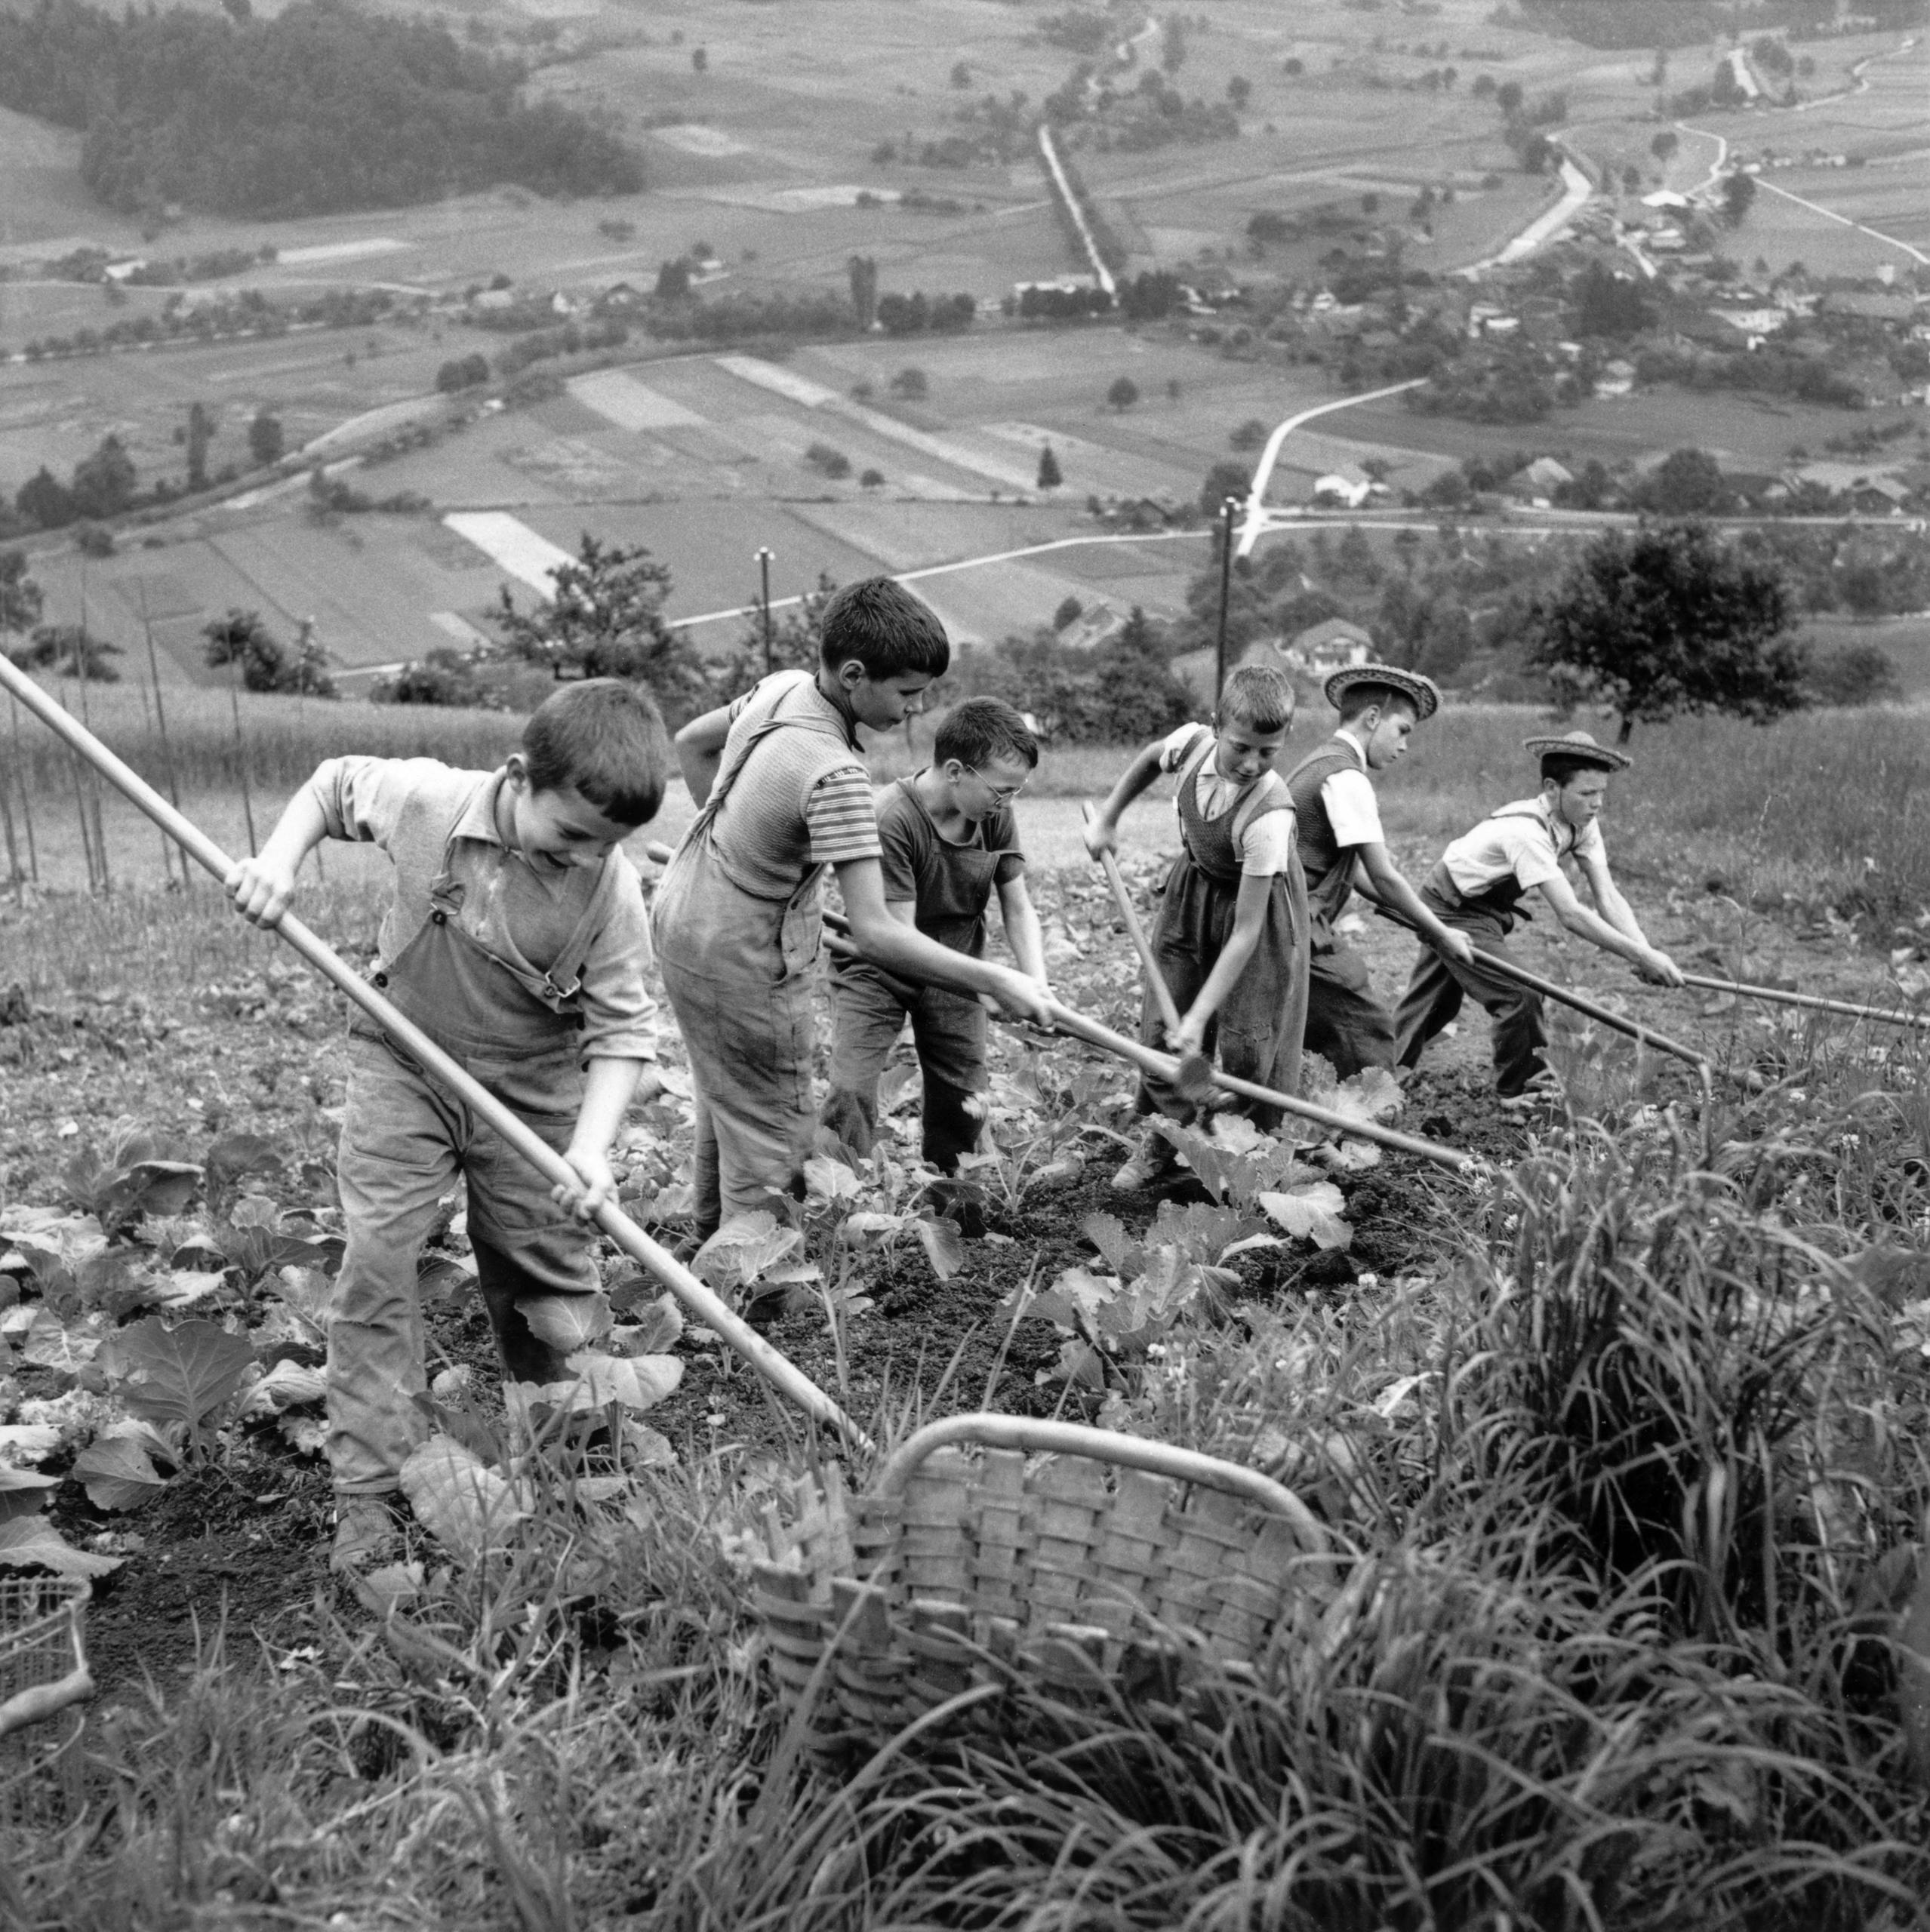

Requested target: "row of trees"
[{"left": 0, "top": 0, "right": 641, "bottom": 218}]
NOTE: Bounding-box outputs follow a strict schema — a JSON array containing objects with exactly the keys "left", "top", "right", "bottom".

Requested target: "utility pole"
[
  {"left": 1213, "top": 494, "right": 1239, "bottom": 700},
  {"left": 756, "top": 546, "right": 774, "bottom": 675}
]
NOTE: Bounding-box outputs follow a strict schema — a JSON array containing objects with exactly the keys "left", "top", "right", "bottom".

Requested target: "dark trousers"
[
  {"left": 1393, "top": 889, "right": 1548, "bottom": 1097},
  {"left": 1302, "top": 943, "right": 1396, "bottom": 1079},
  {"left": 820, "top": 964, "right": 987, "bottom": 1173}
]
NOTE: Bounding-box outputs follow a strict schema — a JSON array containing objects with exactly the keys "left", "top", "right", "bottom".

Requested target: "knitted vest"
[{"left": 1285, "top": 738, "right": 1368, "bottom": 934}]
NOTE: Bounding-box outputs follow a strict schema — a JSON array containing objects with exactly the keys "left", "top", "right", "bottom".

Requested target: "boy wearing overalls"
[
  {"left": 1283, "top": 665, "right": 1475, "bottom": 1078},
  {"left": 1393, "top": 730, "right": 1683, "bottom": 1103},
  {"left": 658, "top": 579, "right": 1048, "bottom": 1241},
  {"left": 819, "top": 697, "right": 1051, "bottom": 1180},
  {"left": 226, "top": 679, "right": 668, "bottom": 1569},
  {"left": 1083, "top": 663, "right": 1310, "bottom": 1193}
]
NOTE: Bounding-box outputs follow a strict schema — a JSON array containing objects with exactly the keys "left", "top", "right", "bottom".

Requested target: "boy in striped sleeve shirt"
[{"left": 657, "top": 580, "right": 1049, "bottom": 1239}]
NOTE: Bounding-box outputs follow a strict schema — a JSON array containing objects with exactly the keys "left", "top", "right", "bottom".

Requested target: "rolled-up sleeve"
[
  {"left": 308, "top": 756, "right": 444, "bottom": 848},
  {"left": 575, "top": 859, "right": 660, "bottom": 1064}
]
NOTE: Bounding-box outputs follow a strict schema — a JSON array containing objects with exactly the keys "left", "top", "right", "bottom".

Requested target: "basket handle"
[
  {"left": 0, "top": 1603, "right": 92, "bottom": 1743},
  {"left": 875, "top": 1414, "right": 1329, "bottom": 1556}
]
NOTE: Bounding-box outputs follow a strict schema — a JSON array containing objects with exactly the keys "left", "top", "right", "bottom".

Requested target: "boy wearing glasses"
[{"left": 820, "top": 697, "right": 1050, "bottom": 1182}]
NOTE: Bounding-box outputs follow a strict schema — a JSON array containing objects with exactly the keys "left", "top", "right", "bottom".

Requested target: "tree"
[
  {"left": 1107, "top": 376, "right": 1140, "bottom": 411},
  {"left": 1051, "top": 595, "right": 1083, "bottom": 632},
  {"left": 70, "top": 435, "right": 137, "bottom": 520},
  {"left": 1161, "top": 18, "right": 1185, "bottom": 73},
  {"left": 1721, "top": 171, "right": 1757, "bottom": 227},
  {"left": 203, "top": 608, "right": 336, "bottom": 695},
  {"left": 1495, "top": 79, "right": 1523, "bottom": 116},
  {"left": 494, "top": 534, "right": 710, "bottom": 721},
  {"left": 1808, "top": 641, "right": 1901, "bottom": 706},
  {"left": 14, "top": 623, "right": 120, "bottom": 681},
  {"left": 1227, "top": 76, "right": 1250, "bottom": 109},
  {"left": 0, "top": 551, "right": 45, "bottom": 648},
  {"left": 950, "top": 59, "right": 971, "bottom": 88},
  {"left": 248, "top": 409, "right": 284, "bottom": 466},
  {"left": 654, "top": 258, "right": 691, "bottom": 300},
  {"left": 186, "top": 401, "right": 212, "bottom": 491},
  {"left": 1198, "top": 459, "right": 1251, "bottom": 520},
  {"left": 888, "top": 366, "right": 928, "bottom": 400},
  {"left": 16, "top": 468, "right": 74, "bottom": 531},
  {"left": 847, "top": 254, "right": 879, "bottom": 331},
  {"left": 691, "top": 45, "right": 706, "bottom": 73},
  {"left": 1650, "top": 129, "right": 1679, "bottom": 163},
  {"left": 1527, "top": 522, "right": 1805, "bottom": 742},
  {"left": 1637, "top": 448, "right": 1731, "bottom": 516},
  {"left": 436, "top": 353, "right": 490, "bottom": 393},
  {"left": 1571, "top": 261, "right": 1651, "bottom": 338},
  {"left": 1036, "top": 443, "right": 1063, "bottom": 489},
  {"left": 1230, "top": 418, "right": 1268, "bottom": 451}
]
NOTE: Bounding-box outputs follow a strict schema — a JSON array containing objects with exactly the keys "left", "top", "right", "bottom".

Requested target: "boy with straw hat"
[
  {"left": 1283, "top": 664, "right": 1476, "bottom": 1078},
  {"left": 1393, "top": 729, "right": 1683, "bottom": 1105}
]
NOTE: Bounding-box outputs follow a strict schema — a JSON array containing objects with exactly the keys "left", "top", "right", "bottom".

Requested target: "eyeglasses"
[{"left": 963, "top": 764, "right": 1027, "bottom": 804}]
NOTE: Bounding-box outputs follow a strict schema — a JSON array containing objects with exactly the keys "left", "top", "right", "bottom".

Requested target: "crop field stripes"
[
  {"left": 566, "top": 370, "right": 707, "bottom": 433},
  {"left": 439, "top": 513, "right": 576, "bottom": 595}
]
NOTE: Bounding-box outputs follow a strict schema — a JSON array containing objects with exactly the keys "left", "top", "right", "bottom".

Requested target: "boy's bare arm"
[
  {"left": 674, "top": 706, "right": 734, "bottom": 808},
  {"left": 1350, "top": 846, "right": 1476, "bottom": 964},
  {"left": 227, "top": 783, "right": 331, "bottom": 927},
  {"left": 1083, "top": 739, "right": 1171, "bottom": 857},
  {"left": 1174, "top": 871, "right": 1273, "bottom": 1056},
  {"left": 553, "top": 1056, "right": 644, "bottom": 1219},
  {"left": 996, "top": 872, "right": 1051, "bottom": 986},
  {"left": 838, "top": 857, "right": 1050, "bottom": 1022},
  {"left": 1538, "top": 870, "right": 1681, "bottom": 984}
]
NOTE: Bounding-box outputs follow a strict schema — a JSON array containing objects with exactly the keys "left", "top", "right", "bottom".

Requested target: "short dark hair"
[
  {"left": 934, "top": 697, "right": 1039, "bottom": 771},
  {"left": 522, "top": 678, "right": 669, "bottom": 826},
  {"left": 819, "top": 577, "right": 950, "bottom": 678},
  {"left": 1337, "top": 681, "right": 1419, "bottom": 725},
  {"left": 1540, "top": 752, "right": 1603, "bottom": 789},
  {"left": 1218, "top": 663, "right": 1295, "bottom": 734}
]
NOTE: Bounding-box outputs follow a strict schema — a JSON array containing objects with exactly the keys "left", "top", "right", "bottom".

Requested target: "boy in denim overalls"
[
  {"left": 227, "top": 679, "right": 668, "bottom": 1569},
  {"left": 1083, "top": 663, "right": 1310, "bottom": 1194},
  {"left": 659, "top": 580, "right": 1048, "bottom": 1240},
  {"left": 819, "top": 697, "right": 1051, "bottom": 1186}
]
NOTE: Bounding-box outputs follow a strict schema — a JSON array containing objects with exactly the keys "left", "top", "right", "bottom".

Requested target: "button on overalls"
[
  {"left": 1394, "top": 803, "right": 1557, "bottom": 1097},
  {"left": 330, "top": 806, "right": 607, "bottom": 1495},
  {"left": 653, "top": 696, "right": 851, "bottom": 1238},
  {"left": 1137, "top": 734, "right": 1309, "bottom": 1130}
]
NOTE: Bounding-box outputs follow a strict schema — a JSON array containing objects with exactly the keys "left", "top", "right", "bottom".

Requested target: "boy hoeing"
[
  {"left": 658, "top": 579, "right": 1048, "bottom": 1239},
  {"left": 226, "top": 680, "right": 669, "bottom": 1569},
  {"left": 1394, "top": 729, "right": 1683, "bottom": 1102},
  {"left": 1284, "top": 664, "right": 1476, "bottom": 1078},
  {"left": 1084, "top": 663, "right": 1310, "bottom": 1192},
  {"left": 819, "top": 697, "right": 1049, "bottom": 1178}
]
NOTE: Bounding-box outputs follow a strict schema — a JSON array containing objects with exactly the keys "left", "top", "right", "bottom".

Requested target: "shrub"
[
  {"left": 1807, "top": 640, "right": 1901, "bottom": 707},
  {"left": 804, "top": 442, "right": 852, "bottom": 480},
  {"left": 888, "top": 366, "right": 928, "bottom": 399}
]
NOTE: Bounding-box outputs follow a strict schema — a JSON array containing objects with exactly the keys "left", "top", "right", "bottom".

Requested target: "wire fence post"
[
  {"left": 756, "top": 546, "right": 774, "bottom": 676},
  {"left": 1213, "top": 495, "right": 1239, "bottom": 702},
  {"left": 58, "top": 672, "right": 99, "bottom": 894},
  {"left": 227, "top": 657, "right": 257, "bottom": 858},
  {"left": 73, "top": 585, "right": 110, "bottom": 897},
  {"left": 7, "top": 697, "right": 38, "bottom": 883},
  {"left": 0, "top": 726, "right": 19, "bottom": 885},
  {"left": 137, "top": 580, "right": 189, "bottom": 892}
]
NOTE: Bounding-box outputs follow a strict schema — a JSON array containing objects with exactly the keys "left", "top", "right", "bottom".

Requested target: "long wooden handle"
[
  {"left": 1082, "top": 803, "right": 1184, "bottom": 1037},
  {"left": 1372, "top": 903, "right": 1750, "bottom": 1088},
  {"left": 876, "top": 1412, "right": 1330, "bottom": 1555},
  {"left": 0, "top": 658, "right": 872, "bottom": 1454},
  {"left": 1681, "top": 971, "right": 1930, "bottom": 1032}
]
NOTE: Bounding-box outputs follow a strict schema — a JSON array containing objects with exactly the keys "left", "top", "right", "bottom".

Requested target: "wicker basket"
[
  {"left": 753, "top": 1414, "right": 1337, "bottom": 1755},
  {"left": 0, "top": 1577, "right": 94, "bottom": 1826}
]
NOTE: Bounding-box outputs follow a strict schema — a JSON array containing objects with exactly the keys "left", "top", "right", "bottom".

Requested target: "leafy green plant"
[{"left": 96, "top": 1315, "right": 255, "bottom": 1461}]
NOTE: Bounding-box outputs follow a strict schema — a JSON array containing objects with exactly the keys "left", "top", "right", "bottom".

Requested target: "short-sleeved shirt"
[
  {"left": 709, "top": 670, "right": 881, "bottom": 899},
  {"left": 1442, "top": 795, "right": 1606, "bottom": 899},
  {"left": 306, "top": 755, "right": 657, "bottom": 1063},
  {"left": 878, "top": 775, "right": 1023, "bottom": 957},
  {"left": 1157, "top": 724, "right": 1296, "bottom": 877},
  {"left": 1319, "top": 741, "right": 1385, "bottom": 851}
]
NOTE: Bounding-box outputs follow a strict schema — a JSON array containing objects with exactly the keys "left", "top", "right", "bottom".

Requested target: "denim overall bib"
[
  {"left": 1393, "top": 803, "right": 1556, "bottom": 1097},
  {"left": 330, "top": 793, "right": 607, "bottom": 1494},
  {"left": 1137, "top": 734, "right": 1309, "bottom": 1129},
  {"left": 653, "top": 693, "right": 852, "bottom": 1236},
  {"left": 820, "top": 777, "right": 1008, "bottom": 1173}
]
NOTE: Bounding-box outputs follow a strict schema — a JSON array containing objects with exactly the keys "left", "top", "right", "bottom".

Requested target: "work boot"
[
  {"left": 331, "top": 1496, "right": 403, "bottom": 1574},
  {"left": 1110, "top": 1131, "right": 1179, "bottom": 1193}
]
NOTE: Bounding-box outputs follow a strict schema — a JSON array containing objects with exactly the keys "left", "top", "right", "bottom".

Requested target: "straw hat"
[
  {"left": 1521, "top": 728, "right": 1632, "bottom": 773},
  {"left": 1322, "top": 663, "right": 1441, "bottom": 721}
]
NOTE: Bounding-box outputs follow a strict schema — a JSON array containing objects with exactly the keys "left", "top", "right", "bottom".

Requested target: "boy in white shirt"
[
  {"left": 1284, "top": 665, "right": 1475, "bottom": 1078},
  {"left": 1083, "top": 664, "right": 1309, "bottom": 1191},
  {"left": 1393, "top": 730, "right": 1682, "bottom": 1103}
]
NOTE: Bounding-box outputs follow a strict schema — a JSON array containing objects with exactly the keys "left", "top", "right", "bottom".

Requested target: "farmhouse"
[
  {"left": 1284, "top": 616, "right": 1374, "bottom": 672},
  {"left": 1311, "top": 468, "right": 1380, "bottom": 509}
]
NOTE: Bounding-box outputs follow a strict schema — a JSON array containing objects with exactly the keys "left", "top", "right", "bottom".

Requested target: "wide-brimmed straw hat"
[
  {"left": 1322, "top": 663, "right": 1440, "bottom": 721},
  {"left": 1522, "top": 728, "right": 1631, "bottom": 773}
]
